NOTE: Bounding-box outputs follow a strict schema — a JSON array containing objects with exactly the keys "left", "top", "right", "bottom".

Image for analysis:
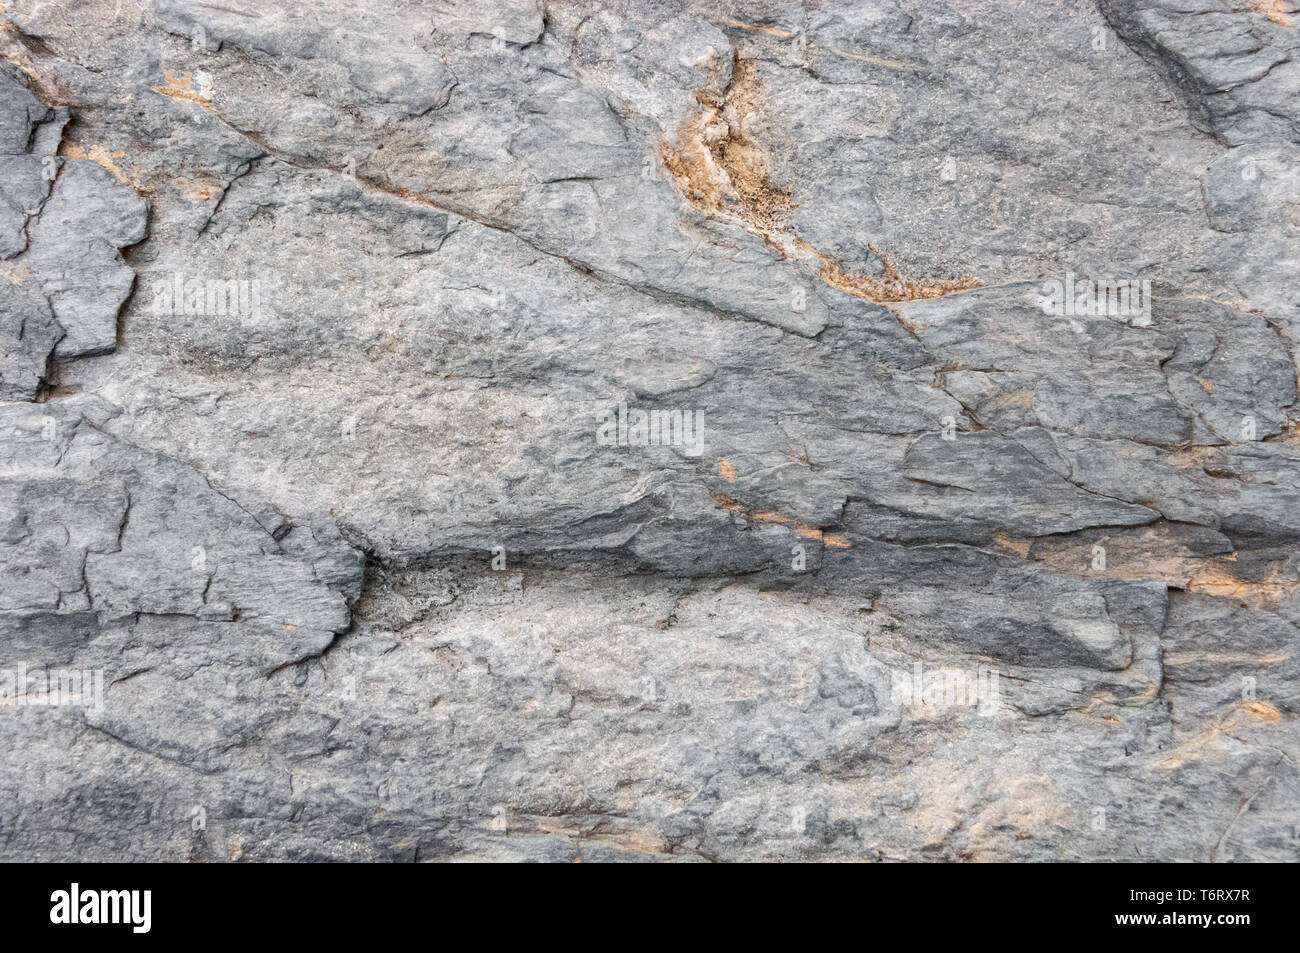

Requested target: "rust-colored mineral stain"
[
  {"left": 59, "top": 143, "right": 130, "bottom": 184},
  {"left": 712, "top": 494, "right": 851, "bottom": 547},
  {"left": 152, "top": 70, "right": 212, "bottom": 106},
  {"left": 1252, "top": 0, "right": 1292, "bottom": 26},
  {"left": 818, "top": 245, "right": 983, "bottom": 305},
  {"left": 711, "top": 493, "right": 743, "bottom": 512},
  {"left": 991, "top": 532, "right": 1031, "bottom": 557},
  {"left": 1155, "top": 698, "right": 1284, "bottom": 769},
  {"left": 723, "top": 19, "right": 796, "bottom": 39},
  {"left": 658, "top": 53, "right": 980, "bottom": 308}
]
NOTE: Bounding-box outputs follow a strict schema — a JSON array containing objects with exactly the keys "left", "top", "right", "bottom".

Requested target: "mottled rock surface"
[{"left": 0, "top": 0, "right": 1298, "bottom": 861}]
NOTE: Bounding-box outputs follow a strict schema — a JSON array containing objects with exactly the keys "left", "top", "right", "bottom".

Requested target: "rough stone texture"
[{"left": 0, "top": 0, "right": 1298, "bottom": 861}]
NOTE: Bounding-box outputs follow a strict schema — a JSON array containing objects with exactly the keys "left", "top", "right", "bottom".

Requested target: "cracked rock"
[{"left": 0, "top": 0, "right": 1298, "bottom": 863}]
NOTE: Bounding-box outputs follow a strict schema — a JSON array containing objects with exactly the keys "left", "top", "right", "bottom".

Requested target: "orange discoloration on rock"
[
  {"left": 1267, "top": 420, "right": 1300, "bottom": 443},
  {"left": 817, "top": 244, "right": 982, "bottom": 305},
  {"left": 0, "top": 21, "right": 69, "bottom": 103},
  {"left": 723, "top": 19, "right": 795, "bottom": 38},
  {"left": 1239, "top": 698, "right": 1282, "bottom": 721},
  {"left": 718, "top": 458, "right": 736, "bottom": 482},
  {"left": 178, "top": 177, "right": 223, "bottom": 199},
  {"left": 533, "top": 817, "right": 671, "bottom": 856},
  {"left": 151, "top": 85, "right": 212, "bottom": 106},
  {"left": 1251, "top": 1, "right": 1292, "bottom": 26},
  {"left": 1028, "top": 526, "right": 1300, "bottom": 609},
  {"left": 659, "top": 53, "right": 980, "bottom": 310},
  {"left": 991, "top": 532, "right": 1031, "bottom": 557},
  {"left": 1186, "top": 564, "right": 1300, "bottom": 601},
  {"left": 1155, "top": 699, "right": 1283, "bottom": 769},
  {"left": 660, "top": 56, "right": 794, "bottom": 238},
  {"left": 711, "top": 493, "right": 743, "bottom": 513},
  {"left": 152, "top": 71, "right": 212, "bottom": 106},
  {"left": 711, "top": 494, "right": 851, "bottom": 547},
  {"left": 58, "top": 142, "right": 131, "bottom": 184}
]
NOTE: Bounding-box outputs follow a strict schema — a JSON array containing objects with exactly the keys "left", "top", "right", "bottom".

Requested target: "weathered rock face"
[{"left": 0, "top": 0, "right": 1297, "bottom": 862}]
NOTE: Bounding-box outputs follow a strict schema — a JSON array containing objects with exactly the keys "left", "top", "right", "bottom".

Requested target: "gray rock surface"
[{"left": 0, "top": 0, "right": 1297, "bottom": 861}]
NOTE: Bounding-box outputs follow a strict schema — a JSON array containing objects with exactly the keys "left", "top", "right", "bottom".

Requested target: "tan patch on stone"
[
  {"left": 991, "top": 532, "right": 1031, "bottom": 557},
  {"left": 1155, "top": 699, "right": 1283, "bottom": 769},
  {"left": 711, "top": 494, "right": 850, "bottom": 547},
  {"left": 58, "top": 142, "right": 131, "bottom": 184},
  {"left": 1186, "top": 564, "right": 1300, "bottom": 602},
  {"left": 1026, "top": 525, "right": 1300, "bottom": 609},
  {"left": 0, "top": 20, "right": 68, "bottom": 103},
  {"left": 817, "top": 244, "right": 982, "bottom": 305},
  {"left": 1, "top": 259, "right": 36, "bottom": 284},
  {"left": 723, "top": 19, "right": 796, "bottom": 39},
  {"left": 152, "top": 70, "right": 212, "bottom": 106},
  {"left": 177, "top": 176, "right": 223, "bottom": 199},
  {"left": 1250, "top": 1, "right": 1292, "bottom": 26},
  {"left": 968, "top": 775, "right": 1073, "bottom": 846},
  {"left": 533, "top": 816, "right": 670, "bottom": 856},
  {"left": 659, "top": 52, "right": 980, "bottom": 309}
]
